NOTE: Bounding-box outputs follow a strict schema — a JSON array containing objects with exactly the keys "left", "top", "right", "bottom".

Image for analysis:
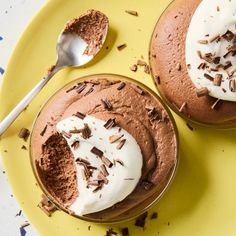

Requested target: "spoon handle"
[{"left": 0, "top": 66, "right": 60, "bottom": 136}]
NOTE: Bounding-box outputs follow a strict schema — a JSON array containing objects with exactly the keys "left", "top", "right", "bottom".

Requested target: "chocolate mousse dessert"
[
  {"left": 150, "top": 0, "right": 236, "bottom": 127},
  {"left": 30, "top": 74, "right": 178, "bottom": 222}
]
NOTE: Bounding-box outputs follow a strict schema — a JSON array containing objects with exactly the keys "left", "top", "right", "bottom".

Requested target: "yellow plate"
[{"left": 1, "top": 0, "right": 236, "bottom": 235}]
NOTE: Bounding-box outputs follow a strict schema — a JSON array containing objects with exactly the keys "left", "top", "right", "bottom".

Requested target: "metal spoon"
[{"left": 0, "top": 9, "right": 109, "bottom": 136}]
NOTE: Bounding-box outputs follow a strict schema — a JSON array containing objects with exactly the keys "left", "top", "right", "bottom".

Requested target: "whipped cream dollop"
[
  {"left": 56, "top": 115, "right": 143, "bottom": 216},
  {"left": 186, "top": 0, "right": 236, "bottom": 101}
]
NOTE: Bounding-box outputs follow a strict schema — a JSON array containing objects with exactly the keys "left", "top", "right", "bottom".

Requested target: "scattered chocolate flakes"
[
  {"left": 116, "top": 139, "right": 126, "bottom": 150},
  {"left": 124, "top": 178, "right": 134, "bottom": 180},
  {"left": 84, "top": 87, "right": 94, "bottom": 96},
  {"left": 69, "top": 129, "right": 80, "bottom": 134},
  {"left": 198, "top": 39, "right": 208, "bottom": 44},
  {"left": 144, "top": 64, "right": 150, "bottom": 74},
  {"left": 81, "top": 123, "right": 91, "bottom": 139},
  {"left": 209, "top": 34, "right": 221, "bottom": 43},
  {"left": 196, "top": 87, "right": 209, "bottom": 97},
  {"left": 61, "top": 130, "right": 72, "bottom": 139},
  {"left": 187, "top": 64, "right": 191, "bottom": 69},
  {"left": 130, "top": 64, "right": 138, "bottom": 72},
  {"left": 198, "top": 62, "right": 207, "bottom": 70},
  {"left": 135, "top": 212, "right": 148, "bottom": 228},
  {"left": 109, "top": 133, "right": 124, "bottom": 143},
  {"left": 81, "top": 163, "right": 90, "bottom": 180},
  {"left": 101, "top": 164, "right": 109, "bottom": 176},
  {"left": 104, "top": 118, "right": 116, "bottom": 129},
  {"left": 40, "top": 125, "right": 48, "bottom": 136},
  {"left": 38, "top": 194, "right": 57, "bottom": 217},
  {"left": 101, "top": 99, "right": 113, "bottom": 110},
  {"left": 93, "top": 184, "right": 103, "bottom": 193},
  {"left": 229, "top": 80, "right": 236, "bottom": 92},
  {"left": 224, "top": 61, "right": 232, "bottom": 70},
  {"left": 73, "top": 111, "right": 86, "bottom": 119},
  {"left": 66, "top": 85, "right": 77, "bottom": 93},
  {"left": 87, "top": 180, "right": 100, "bottom": 186},
  {"left": 91, "top": 146, "right": 103, "bottom": 157},
  {"left": 76, "top": 83, "right": 87, "bottom": 93},
  {"left": 222, "top": 30, "right": 234, "bottom": 42},
  {"left": 125, "top": 10, "right": 138, "bottom": 16},
  {"left": 117, "top": 82, "right": 126, "bottom": 90},
  {"left": 101, "top": 156, "right": 113, "bottom": 168},
  {"left": 71, "top": 141, "right": 80, "bottom": 149},
  {"left": 150, "top": 212, "right": 158, "bottom": 219},
  {"left": 197, "top": 50, "right": 202, "bottom": 59},
  {"left": 131, "top": 85, "right": 145, "bottom": 95},
  {"left": 117, "top": 43, "right": 127, "bottom": 51},
  {"left": 217, "top": 5, "right": 220, "bottom": 12},
  {"left": 76, "top": 157, "right": 90, "bottom": 165},
  {"left": 213, "top": 56, "right": 221, "bottom": 64},
  {"left": 121, "top": 227, "right": 129, "bottom": 236},
  {"left": 16, "top": 210, "right": 22, "bottom": 217},
  {"left": 141, "top": 180, "right": 153, "bottom": 190},
  {"left": 204, "top": 73, "right": 214, "bottom": 81},
  {"left": 137, "top": 59, "right": 147, "bottom": 66},
  {"left": 213, "top": 74, "right": 222, "bottom": 86},
  {"left": 211, "top": 98, "right": 221, "bottom": 110},
  {"left": 21, "top": 145, "right": 27, "bottom": 150},
  {"left": 88, "top": 225, "right": 91, "bottom": 231},
  {"left": 18, "top": 128, "right": 30, "bottom": 141},
  {"left": 186, "top": 123, "right": 194, "bottom": 131},
  {"left": 115, "top": 159, "right": 124, "bottom": 166}
]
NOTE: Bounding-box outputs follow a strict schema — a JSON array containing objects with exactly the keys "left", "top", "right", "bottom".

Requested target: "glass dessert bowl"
[{"left": 30, "top": 73, "right": 179, "bottom": 223}]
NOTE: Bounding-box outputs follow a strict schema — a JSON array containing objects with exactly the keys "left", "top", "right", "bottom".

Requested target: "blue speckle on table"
[
  {"left": 20, "top": 227, "right": 27, "bottom": 236},
  {"left": 0, "top": 67, "right": 4, "bottom": 74},
  {"left": 0, "top": 36, "right": 3, "bottom": 41}
]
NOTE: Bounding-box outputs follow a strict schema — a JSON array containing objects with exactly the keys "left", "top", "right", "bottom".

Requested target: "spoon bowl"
[{"left": 0, "top": 9, "right": 109, "bottom": 136}]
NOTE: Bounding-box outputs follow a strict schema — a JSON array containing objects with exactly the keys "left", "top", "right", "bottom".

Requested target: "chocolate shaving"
[
  {"left": 20, "top": 222, "right": 30, "bottom": 229},
  {"left": 117, "top": 82, "right": 126, "bottom": 90},
  {"left": 81, "top": 164, "right": 90, "bottom": 180},
  {"left": 93, "top": 184, "right": 103, "bottom": 193},
  {"left": 40, "top": 125, "right": 48, "bottom": 136},
  {"left": 109, "top": 133, "right": 124, "bottom": 143},
  {"left": 131, "top": 85, "right": 145, "bottom": 95},
  {"left": 209, "top": 34, "right": 221, "bottom": 43},
  {"left": 186, "top": 123, "right": 194, "bottom": 131},
  {"left": 121, "top": 227, "right": 129, "bottom": 236},
  {"left": 213, "top": 56, "right": 221, "bottom": 64},
  {"left": 124, "top": 178, "right": 134, "bottom": 180},
  {"left": 73, "top": 111, "right": 86, "bottom": 119},
  {"left": 76, "top": 157, "right": 90, "bottom": 165},
  {"left": 71, "top": 141, "right": 80, "bottom": 149},
  {"left": 101, "top": 99, "right": 113, "bottom": 110},
  {"left": 66, "top": 85, "right": 77, "bottom": 93},
  {"left": 105, "top": 228, "right": 118, "bottom": 236},
  {"left": 104, "top": 118, "right": 116, "bottom": 129},
  {"left": 229, "top": 80, "right": 236, "bottom": 92},
  {"left": 224, "top": 61, "right": 232, "bottom": 70},
  {"left": 150, "top": 212, "right": 158, "bottom": 219},
  {"left": 135, "top": 212, "right": 148, "bottom": 228},
  {"left": 125, "top": 10, "right": 138, "bottom": 16},
  {"left": 197, "top": 50, "right": 202, "bottom": 59},
  {"left": 213, "top": 74, "right": 222, "bottom": 86},
  {"left": 21, "top": 145, "right": 27, "bottom": 150},
  {"left": 69, "top": 129, "right": 80, "bottom": 134},
  {"left": 196, "top": 87, "right": 209, "bottom": 97},
  {"left": 137, "top": 59, "right": 147, "bottom": 66},
  {"left": 130, "top": 64, "right": 138, "bottom": 72},
  {"left": 101, "top": 156, "right": 113, "bottom": 168},
  {"left": 87, "top": 180, "right": 100, "bottom": 186},
  {"left": 91, "top": 146, "right": 103, "bottom": 157},
  {"left": 97, "top": 172, "right": 109, "bottom": 184},
  {"left": 198, "top": 62, "right": 207, "bottom": 70},
  {"left": 115, "top": 159, "right": 124, "bottom": 166},
  {"left": 18, "top": 128, "right": 30, "bottom": 141},
  {"left": 76, "top": 83, "right": 86, "bottom": 93},
  {"left": 101, "top": 164, "right": 109, "bottom": 176},
  {"left": 204, "top": 73, "right": 214, "bottom": 81},
  {"left": 198, "top": 39, "right": 208, "bottom": 44},
  {"left": 116, "top": 139, "right": 126, "bottom": 150},
  {"left": 117, "top": 43, "right": 127, "bottom": 50},
  {"left": 84, "top": 87, "right": 94, "bottom": 96},
  {"left": 81, "top": 123, "right": 91, "bottom": 139},
  {"left": 222, "top": 30, "right": 234, "bottom": 41}
]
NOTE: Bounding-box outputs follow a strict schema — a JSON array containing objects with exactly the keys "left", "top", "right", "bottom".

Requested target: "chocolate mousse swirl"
[{"left": 31, "top": 75, "right": 177, "bottom": 220}]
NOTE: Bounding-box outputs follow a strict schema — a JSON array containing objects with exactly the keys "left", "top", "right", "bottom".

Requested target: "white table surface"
[{"left": 0, "top": 1, "right": 46, "bottom": 235}]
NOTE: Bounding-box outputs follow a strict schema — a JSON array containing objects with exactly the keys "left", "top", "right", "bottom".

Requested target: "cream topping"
[
  {"left": 56, "top": 115, "right": 143, "bottom": 216},
  {"left": 186, "top": 0, "right": 236, "bottom": 101}
]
